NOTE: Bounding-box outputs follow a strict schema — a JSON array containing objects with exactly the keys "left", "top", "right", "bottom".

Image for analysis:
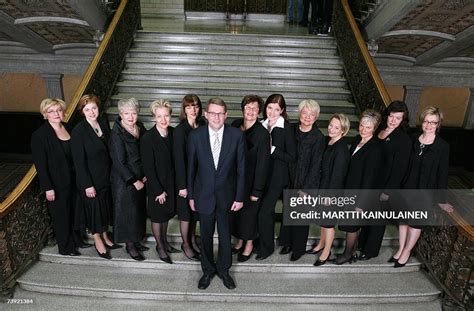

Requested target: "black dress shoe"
[
  {"left": 387, "top": 256, "right": 398, "bottom": 263},
  {"left": 104, "top": 243, "right": 122, "bottom": 250},
  {"left": 156, "top": 247, "right": 172, "bottom": 264},
  {"left": 357, "top": 253, "right": 374, "bottom": 261},
  {"left": 126, "top": 246, "right": 145, "bottom": 261},
  {"left": 198, "top": 273, "right": 215, "bottom": 290},
  {"left": 78, "top": 242, "right": 93, "bottom": 249},
  {"left": 279, "top": 246, "right": 291, "bottom": 255},
  {"left": 181, "top": 244, "right": 200, "bottom": 261},
  {"left": 305, "top": 248, "right": 323, "bottom": 255},
  {"left": 394, "top": 260, "right": 407, "bottom": 268},
  {"left": 237, "top": 249, "right": 253, "bottom": 262},
  {"left": 166, "top": 245, "right": 181, "bottom": 254},
  {"left": 218, "top": 273, "right": 236, "bottom": 289},
  {"left": 231, "top": 247, "right": 242, "bottom": 255},
  {"left": 290, "top": 254, "right": 302, "bottom": 261},
  {"left": 314, "top": 252, "right": 331, "bottom": 267},
  {"left": 255, "top": 254, "right": 269, "bottom": 261},
  {"left": 96, "top": 248, "right": 112, "bottom": 260},
  {"left": 61, "top": 250, "right": 81, "bottom": 256},
  {"left": 134, "top": 242, "right": 149, "bottom": 251},
  {"left": 334, "top": 254, "right": 357, "bottom": 265}
]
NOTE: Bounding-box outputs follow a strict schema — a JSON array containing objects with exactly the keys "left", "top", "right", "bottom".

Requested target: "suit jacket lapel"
[
  {"left": 217, "top": 126, "right": 230, "bottom": 171},
  {"left": 204, "top": 126, "right": 214, "bottom": 168}
]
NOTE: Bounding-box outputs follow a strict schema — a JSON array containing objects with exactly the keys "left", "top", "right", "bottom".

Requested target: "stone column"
[
  {"left": 404, "top": 85, "right": 424, "bottom": 127},
  {"left": 41, "top": 73, "right": 64, "bottom": 100},
  {"left": 464, "top": 88, "right": 474, "bottom": 129}
]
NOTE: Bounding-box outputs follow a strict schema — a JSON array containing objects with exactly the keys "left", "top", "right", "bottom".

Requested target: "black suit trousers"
[
  {"left": 257, "top": 185, "right": 283, "bottom": 257},
  {"left": 199, "top": 207, "right": 232, "bottom": 276},
  {"left": 279, "top": 224, "right": 309, "bottom": 257},
  {"left": 358, "top": 225, "right": 385, "bottom": 257}
]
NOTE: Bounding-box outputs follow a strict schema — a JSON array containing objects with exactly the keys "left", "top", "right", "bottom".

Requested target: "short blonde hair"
[
  {"left": 150, "top": 99, "right": 172, "bottom": 116},
  {"left": 419, "top": 106, "right": 443, "bottom": 127},
  {"left": 117, "top": 97, "right": 140, "bottom": 114},
  {"left": 298, "top": 99, "right": 320, "bottom": 118},
  {"left": 360, "top": 109, "right": 381, "bottom": 129},
  {"left": 40, "top": 98, "right": 66, "bottom": 119},
  {"left": 330, "top": 113, "right": 350, "bottom": 136}
]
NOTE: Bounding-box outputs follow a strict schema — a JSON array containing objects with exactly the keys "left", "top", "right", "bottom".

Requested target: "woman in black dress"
[
  {"left": 279, "top": 99, "right": 325, "bottom": 261},
  {"left": 31, "top": 98, "right": 80, "bottom": 256},
  {"left": 308, "top": 113, "right": 351, "bottom": 266},
  {"left": 256, "top": 94, "right": 297, "bottom": 260},
  {"left": 173, "top": 94, "right": 204, "bottom": 261},
  {"left": 71, "top": 94, "right": 120, "bottom": 260},
  {"left": 230, "top": 95, "right": 270, "bottom": 262},
  {"left": 391, "top": 106, "right": 452, "bottom": 267},
  {"left": 109, "top": 98, "right": 147, "bottom": 261},
  {"left": 141, "top": 100, "right": 177, "bottom": 264},
  {"left": 336, "top": 109, "right": 382, "bottom": 265},
  {"left": 357, "top": 101, "right": 411, "bottom": 261}
]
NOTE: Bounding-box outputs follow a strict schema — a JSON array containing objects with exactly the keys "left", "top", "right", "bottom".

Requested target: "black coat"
[
  {"left": 140, "top": 126, "right": 175, "bottom": 221},
  {"left": 266, "top": 120, "right": 297, "bottom": 189},
  {"left": 291, "top": 123, "right": 325, "bottom": 189},
  {"left": 320, "top": 137, "right": 350, "bottom": 189},
  {"left": 31, "top": 122, "right": 73, "bottom": 191},
  {"left": 378, "top": 127, "right": 411, "bottom": 191},
  {"left": 109, "top": 118, "right": 147, "bottom": 242},
  {"left": 71, "top": 117, "right": 111, "bottom": 192},
  {"left": 231, "top": 119, "right": 270, "bottom": 198}
]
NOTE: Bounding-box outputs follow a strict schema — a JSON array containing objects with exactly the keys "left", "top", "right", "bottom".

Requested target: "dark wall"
[{"left": 0, "top": 112, "right": 43, "bottom": 154}]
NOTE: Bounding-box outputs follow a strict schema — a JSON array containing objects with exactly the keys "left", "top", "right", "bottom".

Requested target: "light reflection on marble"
[{"left": 141, "top": 18, "right": 313, "bottom": 37}]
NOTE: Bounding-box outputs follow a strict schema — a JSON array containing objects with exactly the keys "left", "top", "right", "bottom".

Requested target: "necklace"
[{"left": 419, "top": 143, "right": 425, "bottom": 156}]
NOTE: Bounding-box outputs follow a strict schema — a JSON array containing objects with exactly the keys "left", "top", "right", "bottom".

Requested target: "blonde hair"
[
  {"left": 360, "top": 109, "right": 381, "bottom": 129},
  {"left": 419, "top": 106, "right": 443, "bottom": 127},
  {"left": 298, "top": 99, "right": 320, "bottom": 118},
  {"left": 150, "top": 99, "right": 172, "bottom": 116},
  {"left": 330, "top": 113, "right": 350, "bottom": 136},
  {"left": 40, "top": 98, "right": 66, "bottom": 119},
  {"left": 117, "top": 97, "right": 140, "bottom": 114}
]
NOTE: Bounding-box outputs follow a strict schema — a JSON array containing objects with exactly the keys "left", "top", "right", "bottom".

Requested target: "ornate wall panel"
[
  {"left": 0, "top": 0, "right": 82, "bottom": 19},
  {"left": 378, "top": 35, "right": 443, "bottom": 58},
  {"left": 24, "top": 23, "right": 94, "bottom": 45},
  {"left": 185, "top": 0, "right": 285, "bottom": 14}
]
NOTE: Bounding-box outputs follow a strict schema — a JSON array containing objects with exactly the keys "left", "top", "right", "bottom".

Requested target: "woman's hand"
[
  {"left": 155, "top": 192, "right": 167, "bottom": 204},
  {"left": 250, "top": 196, "right": 259, "bottom": 202},
  {"left": 45, "top": 189, "right": 55, "bottom": 201},
  {"left": 142, "top": 176, "right": 147, "bottom": 183},
  {"left": 133, "top": 180, "right": 145, "bottom": 191},
  {"left": 379, "top": 192, "right": 389, "bottom": 201},
  {"left": 178, "top": 189, "right": 187, "bottom": 198},
  {"left": 85, "top": 186, "right": 96, "bottom": 198}
]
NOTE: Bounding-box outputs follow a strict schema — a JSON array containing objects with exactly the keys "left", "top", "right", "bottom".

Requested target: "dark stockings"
[
  {"left": 180, "top": 220, "right": 197, "bottom": 257},
  {"left": 336, "top": 231, "right": 358, "bottom": 264},
  {"left": 152, "top": 222, "right": 169, "bottom": 259}
]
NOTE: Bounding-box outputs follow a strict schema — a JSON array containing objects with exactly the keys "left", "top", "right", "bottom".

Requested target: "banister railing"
[
  {"left": 0, "top": 0, "right": 140, "bottom": 296},
  {"left": 332, "top": 0, "right": 390, "bottom": 112}
]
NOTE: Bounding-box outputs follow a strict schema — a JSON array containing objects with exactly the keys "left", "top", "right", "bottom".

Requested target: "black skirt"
[
  {"left": 76, "top": 188, "right": 112, "bottom": 234},
  {"left": 231, "top": 199, "right": 260, "bottom": 240},
  {"left": 147, "top": 195, "right": 176, "bottom": 223},
  {"left": 176, "top": 195, "right": 198, "bottom": 222}
]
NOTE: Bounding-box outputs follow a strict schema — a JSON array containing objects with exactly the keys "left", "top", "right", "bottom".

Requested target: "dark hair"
[
  {"left": 263, "top": 94, "right": 288, "bottom": 120},
  {"left": 382, "top": 100, "right": 409, "bottom": 131},
  {"left": 179, "top": 94, "right": 202, "bottom": 121},
  {"left": 241, "top": 95, "right": 264, "bottom": 113},
  {"left": 78, "top": 94, "right": 100, "bottom": 115},
  {"left": 206, "top": 97, "right": 227, "bottom": 112}
]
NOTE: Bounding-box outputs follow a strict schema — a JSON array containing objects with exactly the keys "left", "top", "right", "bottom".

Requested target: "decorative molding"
[
  {"left": 0, "top": 54, "right": 93, "bottom": 75},
  {"left": 41, "top": 73, "right": 64, "bottom": 99},
  {"left": 14, "top": 16, "right": 89, "bottom": 26},
  {"left": 382, "top": 30, "right": 456, "bottom": 41},
  {"left": 375, "top": 53, "right": 417, "bottom": 64},
  {"left": 66, "top": 0, "right": 107, "bottom": 31},
  {"left": 403, "top": 85, "right": 424, "bottom": 126}
]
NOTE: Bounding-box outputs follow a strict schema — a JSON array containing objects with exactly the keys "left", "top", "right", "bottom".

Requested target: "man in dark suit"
[{"left": 188, "top": 97, "right": 246, "bottom": 290}]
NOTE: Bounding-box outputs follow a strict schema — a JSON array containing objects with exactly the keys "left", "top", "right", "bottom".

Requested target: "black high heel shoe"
[
  {"left": 314, "top": 252, "right": 331, "bottom": 267},
  {"left": 166, "top": 245, "right": 181, "bottom": 254},
  {"left": 279, "top": 246, "right": 292, "bottom": 255},
  {"left": 231, "top": 247, "right": 242, "bottom": 255},
  {"left": 134, "top": 242, "right": 149, "bottom": 252},
  {"left": 126, "top": 246, "right": 145, "bottom": 261},
  {"left": 95, "top": 247, "right": 112, "bottom": 260},
  {"left": 394, "top": 259, "right": 407, "bottom": 268},
  {"left": 237, "top": 248, "right": 253, "bottom": 262},
  {"left": 334, "top": 254, "right": 357, "bottom": 265},
  {"left": 305, "top": 248, "right": 323, "bottom": 255},
  {"left": 388, "top": 256, "right": 398, "bottom": 263},
  {"left": 156, "top": 246, "right": 173, "bottom": 264},
  {"left": 181, "top": 244, "right": 200, "bottom": 261}
]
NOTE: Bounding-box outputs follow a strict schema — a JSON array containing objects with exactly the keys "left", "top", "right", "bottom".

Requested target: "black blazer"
[
  {"left": 231, "top": 119, "right": 270, "bottom": 198},
  {"left": 31, "top": 122, "right": 72, "bottom": 192},
  {"left": 291, "top": 123, "right": 325, "bottom": 189},
  {"left": 187, "top": 124, "right": 246, "bottom": 214},
  {"left": 378, "top": 127, "right": 411, "bottom": 191},
  {"left": 320, "top": 137, "right": 350, "bottom": 190},
  {"left": 71, "top": 117, "right": 111, "bottom": 192},
  {"left": 140, "top": 126, "right": 175, "bottom": 203},
  {"left": 267, "top": 120, "right": 297, "bottom": 189}
]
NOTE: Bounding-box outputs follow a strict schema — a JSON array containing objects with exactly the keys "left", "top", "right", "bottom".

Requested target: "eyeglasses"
[
  {"left": 207, "top": 112, "right": 226, "bottom": 118},
  {"left": 47, "top": 108, "right": 63, "bottom": 114},
  {"left": 244, "top": 105, "right": 259, "bottom": 112},
  {"left": 422, "top": 120, "right": 439, "bottom": 126}
]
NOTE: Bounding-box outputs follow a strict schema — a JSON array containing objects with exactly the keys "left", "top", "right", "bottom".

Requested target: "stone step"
[
  {"left": 37, "top": 243, "right": 420, "bottom": 274},
  {"left": 17, "top": 261, "right": 440, "bottom": 305},
  {"left": 127, "top": 49, "right": 342, "bottom": 65},
  {"left": 119, "top": 69, "right": 348, "bottom": 88},
  {"left": 135, "top": 31, "right": 336, "bottom": 47},
  {"left": 132, "top": 40, "right": 338, "bottom": 54},
  {"left": 10, "top": 287, "right": 444, "bottom": 311}
]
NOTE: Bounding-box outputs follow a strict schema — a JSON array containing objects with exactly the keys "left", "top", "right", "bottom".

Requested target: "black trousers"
[
  {"left": 48, "top": 187, "right": 79, "bottom": 254},
  {"left": 199, "top": 207, "right": 232, "bottom": 276},
  {"left": 279, "top": 224, "right": 309, "bottom": 257},
  {"left": 315, "top": 0, "right": 333, "bottom": 27},
  {"left": 257, "top": 185, "right": 284, "bottom": 257},
  {"left": 358, "top": 225, "right": 386, "bottom": 257}
]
